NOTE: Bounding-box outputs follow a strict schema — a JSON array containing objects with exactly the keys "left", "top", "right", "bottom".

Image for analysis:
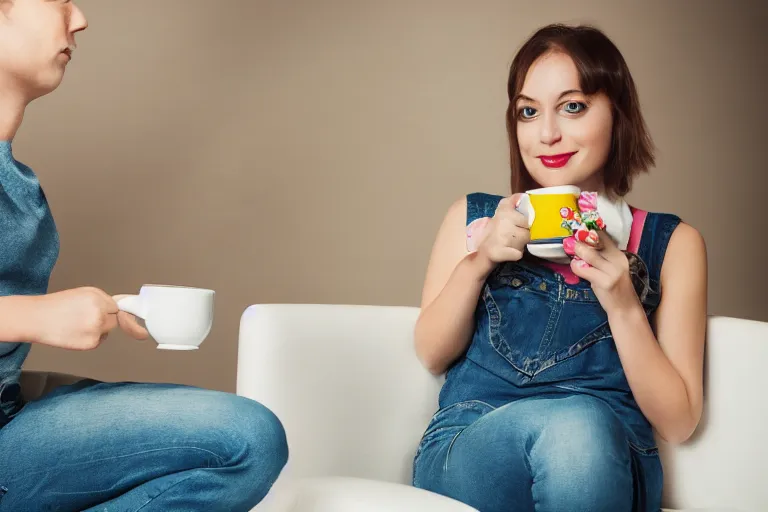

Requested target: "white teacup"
[{"left": 117, "top": 285, "right": 215, "bottom": 350}]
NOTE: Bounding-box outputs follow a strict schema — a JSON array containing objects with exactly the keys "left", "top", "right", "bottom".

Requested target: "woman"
[
  {"left": 412, "top": 24, "right": 707, "bottom": 512},
  {"left": 0, "top": 1, "right": 287, "bottom": 510}
]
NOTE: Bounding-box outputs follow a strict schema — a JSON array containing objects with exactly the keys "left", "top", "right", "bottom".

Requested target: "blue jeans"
[
  {"left": 413, "top": 395, "right": 658, "bottom": 512},
  {"left": 0, "top": 379, "right": 288, "bottom": 511}
]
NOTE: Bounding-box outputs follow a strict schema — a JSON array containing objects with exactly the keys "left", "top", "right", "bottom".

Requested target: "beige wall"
[{"left": 20, "top": 0, "right": 767, "bottom": 392}]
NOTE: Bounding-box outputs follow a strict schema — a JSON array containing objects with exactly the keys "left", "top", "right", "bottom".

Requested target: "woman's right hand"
[
  {"left": 475, "top": 193, "right": 531, "bottom": 268},
  {"left": 28, "top": 287, "right": 146, "bottom": 350}
]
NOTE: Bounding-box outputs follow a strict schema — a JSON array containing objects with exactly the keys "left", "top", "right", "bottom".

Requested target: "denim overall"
[
  {"left": 413, "top": 192, "right": 681, "bottom": 512},
  {"left": 0, "top": 141, "right": 59, "bottom": 428}
]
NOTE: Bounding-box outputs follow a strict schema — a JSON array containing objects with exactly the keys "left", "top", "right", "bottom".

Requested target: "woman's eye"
[
  {"left": 519, "top": 106, "right": 537, "bottom": 119},
  {"left": 563, "top": 101, "right": 587, "bottom": 114}
]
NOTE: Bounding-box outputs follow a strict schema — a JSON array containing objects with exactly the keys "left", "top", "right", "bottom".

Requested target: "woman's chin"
[
  {"left": 528, "top": 168, "right": 599, "bottom": 191},
  {"left": 529, "top": 174, "right": 579, "bottom": 189}
]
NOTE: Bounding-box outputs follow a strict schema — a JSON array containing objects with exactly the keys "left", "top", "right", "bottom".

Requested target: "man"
[{"left": 0, "top": 2, "right": 287, "bottom": 509}]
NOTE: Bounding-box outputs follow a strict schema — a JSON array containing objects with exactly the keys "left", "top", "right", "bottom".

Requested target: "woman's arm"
[
  {"left": 610, "top": 224, "right": 707, "bottom": 443},
  {"left": 414, "top": 197, "right": 491, "bottom": 374},
  {"left": 573, "top": 224, "right": 707, "bottom": 443},
  {"left": 415, "top": 195, "right": 529, "bottom": 374}
]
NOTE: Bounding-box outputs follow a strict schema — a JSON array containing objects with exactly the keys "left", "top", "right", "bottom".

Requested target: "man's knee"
[{"left": 220, "top": 394, "right": 289, "bottom": 480}]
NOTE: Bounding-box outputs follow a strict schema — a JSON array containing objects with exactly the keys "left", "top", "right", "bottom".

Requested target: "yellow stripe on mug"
[{"left": 516, "top": 185, "right": 580, "bottom": 241}]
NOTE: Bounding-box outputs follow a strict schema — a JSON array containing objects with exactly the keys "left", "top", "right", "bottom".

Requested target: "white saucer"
[
  {"left": 156, "top": 344, "right": 199, "bottom": 351},
  {"left": 527, "top": 243, "right": 571, "bottom": 264}
]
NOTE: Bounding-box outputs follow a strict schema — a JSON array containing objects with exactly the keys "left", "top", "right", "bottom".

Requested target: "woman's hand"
[
  {"left": 469, "top": 194, "right": 531, "bottom": 271},
  {"left": 570, "top": 230, "right": 641, "bottom": 316}
]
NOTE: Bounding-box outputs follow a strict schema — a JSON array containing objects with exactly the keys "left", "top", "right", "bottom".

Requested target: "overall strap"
[
  {"left": 627, "top": 208, "right": 682, "bottom": 314},
  {"left": 466, "top": 192, "right": 503, "bottom": 226},
  {"left": 627, "top": 207, "right": 648, "bottom": 254}
]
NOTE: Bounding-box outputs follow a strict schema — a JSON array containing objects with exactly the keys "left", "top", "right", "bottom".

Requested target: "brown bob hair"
[{"left": 506, "top": 24, "right": 654, "bottom": 197}]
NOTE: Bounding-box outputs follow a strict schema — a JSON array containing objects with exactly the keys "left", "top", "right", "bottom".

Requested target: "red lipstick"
[{"left": 538, "top": 151, "right": 577, "bottom": 168}]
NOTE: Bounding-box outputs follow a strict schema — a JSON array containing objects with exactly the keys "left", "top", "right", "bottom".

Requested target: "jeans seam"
[
  {"left": 628, "top": 440, "right": 659, "bottom": 455},
  {"left": 484, "top": 287, "right": 532, "bottom": 378},
  {"left": 442, "top": 429, "right": 464, "bottom": 472},
  {"left": 133, "top": 474, "right": 195, "bottom": 512},
  {"left": 436, "top": 401, "right": 497, "bottom": 473},
  {"left": 420, "top": 400, "right": 496, "bottom": 446},
  {"left": 10, "top": 446, "right": 227, "bottom": 488},
  {"left": 535, "top": 282, "right": 563, "bottom": 368}
]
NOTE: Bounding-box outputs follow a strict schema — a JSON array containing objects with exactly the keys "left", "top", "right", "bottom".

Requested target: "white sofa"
[
  {"left": 21, "top": 306, "right": 768, "bottom": 511},
  {"left": 236, "top": 304, "right": 768, "bottom": 512}
]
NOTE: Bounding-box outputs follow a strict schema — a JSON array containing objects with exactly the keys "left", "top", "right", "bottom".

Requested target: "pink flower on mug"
[
  {"left": 560, "top": 207, "right": 575, "bottom": 220},
  {"left": 466, "top": 217, "right": 490, "bottom": 252},
  {"left": 578, "top": 191, "right": 598, "bottom": 212}
]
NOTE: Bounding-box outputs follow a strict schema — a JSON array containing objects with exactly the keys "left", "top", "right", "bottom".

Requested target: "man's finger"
[
  {"left": 117, "top": 311, "right": 150, "bottom": 340},
  {"left": 102, "top": 313, "right": 119, "bottom": 333}
]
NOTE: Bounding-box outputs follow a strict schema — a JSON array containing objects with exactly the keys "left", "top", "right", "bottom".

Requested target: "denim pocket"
[
  {"left": 483, "top": 281, "right": 611, "bottom": 377},
  {"left": 481, "top": 264, "right": 553, "bottom": 377},
  {"left": 481, "top": 260, "right": 662, "bottom": 379}
]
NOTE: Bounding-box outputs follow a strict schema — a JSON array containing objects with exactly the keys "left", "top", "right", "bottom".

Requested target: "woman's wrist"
[
  {"left": 463, "top": 250, "right": 496, "bottom": 283},
  {"left": 606, "top": 294, "right": 645, "bottom": 326}
]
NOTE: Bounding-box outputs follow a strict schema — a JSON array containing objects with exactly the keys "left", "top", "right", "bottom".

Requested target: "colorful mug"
[{"left": 516, "top": 185, "right": 581, "bottom": 243}]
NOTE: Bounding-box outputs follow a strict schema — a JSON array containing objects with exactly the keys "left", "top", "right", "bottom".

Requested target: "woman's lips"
[{"left": 538, "top": 151, "right": 577, "bottom": 168}]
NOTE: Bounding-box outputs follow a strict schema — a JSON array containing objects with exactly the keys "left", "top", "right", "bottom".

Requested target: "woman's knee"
[
  {"left": 530, "top": 396, "right": 632, "bottom": 509},
  {"left": 534, "top": 396, "right": 629, "bottom": 465},
  {"left": 416, "top": 397, "right": 633, "bottom": 511}
]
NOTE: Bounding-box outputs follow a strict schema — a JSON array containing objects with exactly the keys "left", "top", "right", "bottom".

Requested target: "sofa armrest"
[{"left": 659, "top": 316, "right": 768, "bottom": 510}]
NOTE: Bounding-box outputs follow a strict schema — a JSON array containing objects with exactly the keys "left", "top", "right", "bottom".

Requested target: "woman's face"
[
  {"left": 515, "top": 52, "right": 613, "bottom": 192},
  {"left": 0, "top": 0, "right": 87, "bottom": 101}
]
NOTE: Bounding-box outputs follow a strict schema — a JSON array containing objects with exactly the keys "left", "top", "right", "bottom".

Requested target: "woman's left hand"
[{"left": 570, "top": 230, "right": 641, "bottom": 316}]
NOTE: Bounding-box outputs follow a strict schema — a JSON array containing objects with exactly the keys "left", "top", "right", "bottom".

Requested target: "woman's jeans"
[{"left": 413, "top": 395, "right": 661, "bottom": 512}]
